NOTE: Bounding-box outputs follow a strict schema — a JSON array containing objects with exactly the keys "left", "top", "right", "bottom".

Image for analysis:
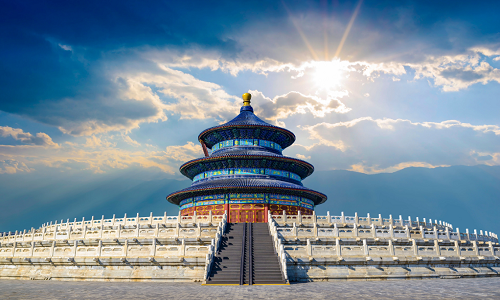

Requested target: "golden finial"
[{"left": 242, "top": 93, "right": 251, "bottom": 106}]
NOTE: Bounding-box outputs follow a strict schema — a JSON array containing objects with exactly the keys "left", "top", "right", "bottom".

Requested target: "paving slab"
[{"left": 1, "top": 277, "right": 500, "bottom": 299}]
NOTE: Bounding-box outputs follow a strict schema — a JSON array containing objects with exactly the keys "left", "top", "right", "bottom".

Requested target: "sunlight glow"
[{"left": 313, "top": 61, "right": 345, "bottom": 90}]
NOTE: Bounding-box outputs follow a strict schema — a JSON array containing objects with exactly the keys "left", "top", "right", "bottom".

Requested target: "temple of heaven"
[{"left": 167, "top": 93, "right": 327, "bottom": 223}]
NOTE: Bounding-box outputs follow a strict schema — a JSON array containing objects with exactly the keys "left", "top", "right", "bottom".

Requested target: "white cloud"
[
  {"left": 296, "top": 154, "right": 311, "bottom": 160},
  {"left": 407, "top": 48, "right": 500, "bottom": 91},
  {"left": 349, "top": 161, "right": 450, "bottom": 174},
  {"left": 250, "top": 90, "right": 350, "bottom": 126},
  {"left": 297, "top": 117, "right": 500, "bottom": 173},
  {"left": 0, "top": 126, "right": 59, "bottom": 147},
  {"left": 0, "top": 159, "right": 32, "bottom": 174}
]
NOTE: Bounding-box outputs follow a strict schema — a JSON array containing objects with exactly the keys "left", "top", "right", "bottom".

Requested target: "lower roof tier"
[{"left": 166, "top": 177, "right": 327, "bottom": 205}]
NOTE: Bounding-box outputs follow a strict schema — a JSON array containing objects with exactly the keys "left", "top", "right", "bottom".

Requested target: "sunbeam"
[
  {"left": 282, "top": 0, "right": 319, "bottom": 60},
  {"left": 334, "top": 0, "right": 363, "bottom": 58}
]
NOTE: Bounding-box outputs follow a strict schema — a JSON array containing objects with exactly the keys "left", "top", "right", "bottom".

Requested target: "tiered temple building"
[
  {"left": 167, "top": 93, "right": 326, "bottom": 223},
  {"left": 0, "top": 93, "right": 498, "bottom": 283}
]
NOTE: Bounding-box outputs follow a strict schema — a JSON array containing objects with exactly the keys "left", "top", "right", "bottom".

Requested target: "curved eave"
[
  {"left": 179, "top": 154, "right": 315, "bottom": 179},
  {"left": 166, "top": 185, "right": 327, "bottom": 206},
  {"left": 198, "top": 124, "right": 296, "bottom": 149}
]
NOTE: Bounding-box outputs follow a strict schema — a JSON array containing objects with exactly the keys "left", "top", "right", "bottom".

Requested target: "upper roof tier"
[{"left": 198, "top": 93, "right": 296, "bottom": 150}]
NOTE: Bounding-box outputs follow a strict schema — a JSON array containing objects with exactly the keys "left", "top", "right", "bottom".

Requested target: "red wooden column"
[
  {"left": 224, "top": 194, "right": 229, "bottom": 220},
  {"left": 264, "top": 203, "right": 269, "bottom": 222}
]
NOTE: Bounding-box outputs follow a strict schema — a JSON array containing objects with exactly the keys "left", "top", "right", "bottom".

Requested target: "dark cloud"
[
  {"left": 1, "top": 0, "right": 500, "bottom": 134},
  {"left": 440, "top": 68, "right": 485, "bottom": 82}
]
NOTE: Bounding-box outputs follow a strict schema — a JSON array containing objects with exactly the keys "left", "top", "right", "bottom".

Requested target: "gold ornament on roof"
[{"left": 242, "top": 93, "right": 251, "bottom": 106}]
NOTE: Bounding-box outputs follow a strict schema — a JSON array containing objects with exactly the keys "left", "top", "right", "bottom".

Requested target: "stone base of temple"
[
  {"left": 180, "top": 204, "right": 313, "bottom": 223},
  {"left": 0, "top": 261, "right": 205, "bottom": 282},
  {"left": 287, "top": 262, "right": 500, "bottom": 281}
]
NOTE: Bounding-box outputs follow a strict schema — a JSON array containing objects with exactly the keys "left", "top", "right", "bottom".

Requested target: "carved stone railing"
[
  {"left": 1, "top": 212, "right": 225, "bottom": 244},
  {"left": 204, "top": 213, "right": 227, "bottom": 281},
  {"left": 271, "top": 211, "right": 498, "bottom": 243},
  {"left": 268, "top": 212, "right": 288, "bottom": 283}
]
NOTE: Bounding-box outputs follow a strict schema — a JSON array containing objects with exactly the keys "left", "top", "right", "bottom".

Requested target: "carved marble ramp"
[{"left": 205, "top": 223, "right": 286, "bottom": 285}]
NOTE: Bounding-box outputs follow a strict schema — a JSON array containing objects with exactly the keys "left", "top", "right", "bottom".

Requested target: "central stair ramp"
[{"left": 204, "top": 223, "right": 287, "bottom": 285}]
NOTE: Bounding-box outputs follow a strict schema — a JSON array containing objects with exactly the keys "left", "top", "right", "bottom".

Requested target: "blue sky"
[{"left": 0, "top": 1, "right": 499, "bottom": 231}]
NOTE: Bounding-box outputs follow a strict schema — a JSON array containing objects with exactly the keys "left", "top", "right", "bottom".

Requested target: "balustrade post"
[
  {"left": 152, "top": 238, "right": 157, "bottom": 257},
  {"left": 445, "top": 227, "right": 450, "bottom": 240},
  {"left": 434, "top": 240, "right": 440, "bottom": 256},
  {"left": 181, "top": 239, "right": 186, "bottom": 256},
  {"left": 124, "top": 239, "right": 128, "bottom": 257},
  {"left": 50, "top": 240, "right": 55, "bottom": 258},
  {"left": 155, "top": 223, "right": 159, "bottom": 237},
  {"left": 488, "top": 241, "right": 494, "bottom": 256},
  {"left": 334, "top": 223, "right": 339, "bottom": 237},
  {"left": 389, "top": 224, "right": 394, "bottom": 239},
  {"left": 454, "top": 240, "right": 460, "bottom": 256},
  {"left": 149, "top": 212, "right": 153, "bottom": 225},
  {"left": 297, "top": 210, "right": 302, "bottom": 224},
  {"left": 73, "top": 240, "right": 78, "bottom": 257},
  {"left": 341, "top": 212, "right": 345, "bottom": 224},
  {"left": 367, "top": 213, "right": 371, "bottom": 225},
  {"left": 354, "top": 212, "right": 358, "bottom": 224},
  {"left": 336, "top": 238, "right": 341, "bottom": 257},
  {"left": 389, "top": 239, "right": 394, "bottom": 256},
  {"left": 412, "top": 239, "right": 418, "bottom": 256},
  {"left": 363, "top": 239, "right": 368, "bottom": 256},
  {"left": 405, "top": 225, "right": 410, "bottom": 239},
  {"left": 306, "top": 239, "right": 312, "bottom": 256},
  {"left": 313, "top": 222, "right": 318, "bottom": 238},
  {"left": 371, "top": 224, "right": 376, "bottom": 238},
  {"left": 326, "top": 211, "right": 331, "bottom": 225},
  {"left": 472, "top": 241, "right": 479, "bottom": 256},
  {"left": 389, "top": 214, "right": 393, "bottom": 226},
  {"left": 30, "top": 241, "right": 34, "bottom": 257},
  {"left": 354, "top": 223, "right": 358, "bottom": 237},
  {"left": 11, "top": 242, "right": 16, "bottom": 257},
  {"left": 97, "top": 239, "right": 102, "bottom": 257}
]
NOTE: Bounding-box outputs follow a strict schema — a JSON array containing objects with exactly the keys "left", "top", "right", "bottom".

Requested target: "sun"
[{"left": 312, "top": 60, "right": 345, "bottom": 90}]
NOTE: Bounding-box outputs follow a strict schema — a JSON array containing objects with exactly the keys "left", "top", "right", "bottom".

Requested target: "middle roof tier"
[{"left": 180, "top": 151, "right": 314, "bottom": 182}]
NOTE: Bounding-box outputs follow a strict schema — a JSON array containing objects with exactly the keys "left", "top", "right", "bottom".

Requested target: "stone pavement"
[{"left": 1, "top": 278, "right": 500, "bottom": 299}]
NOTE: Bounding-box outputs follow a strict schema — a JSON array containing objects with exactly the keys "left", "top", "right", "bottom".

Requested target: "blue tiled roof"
[
  {"left": 166, "top": 177, "right": 327, "bottom": 205},
  {"left": 198, "top": 105, "right": 296, "bottom": 149}
]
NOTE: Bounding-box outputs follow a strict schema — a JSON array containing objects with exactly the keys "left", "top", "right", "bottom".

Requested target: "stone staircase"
[{"left": 205, "top": 223, "right": 286, "bottom": 285}]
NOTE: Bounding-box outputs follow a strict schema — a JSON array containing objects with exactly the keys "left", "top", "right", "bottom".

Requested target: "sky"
[{"left": 0, "top": 1, "right": 499, "bottom": 232}]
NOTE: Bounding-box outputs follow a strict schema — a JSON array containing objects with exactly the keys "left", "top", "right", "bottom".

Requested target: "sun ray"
[
  {"left": 334, "top": 0, "right": 363, "bottom": 58},
  {"left": 322, "top": 0, "right": 329, "bottom": 61},
  {"left": 282, "top": 0, "right": 319, "bottom": 61}
]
